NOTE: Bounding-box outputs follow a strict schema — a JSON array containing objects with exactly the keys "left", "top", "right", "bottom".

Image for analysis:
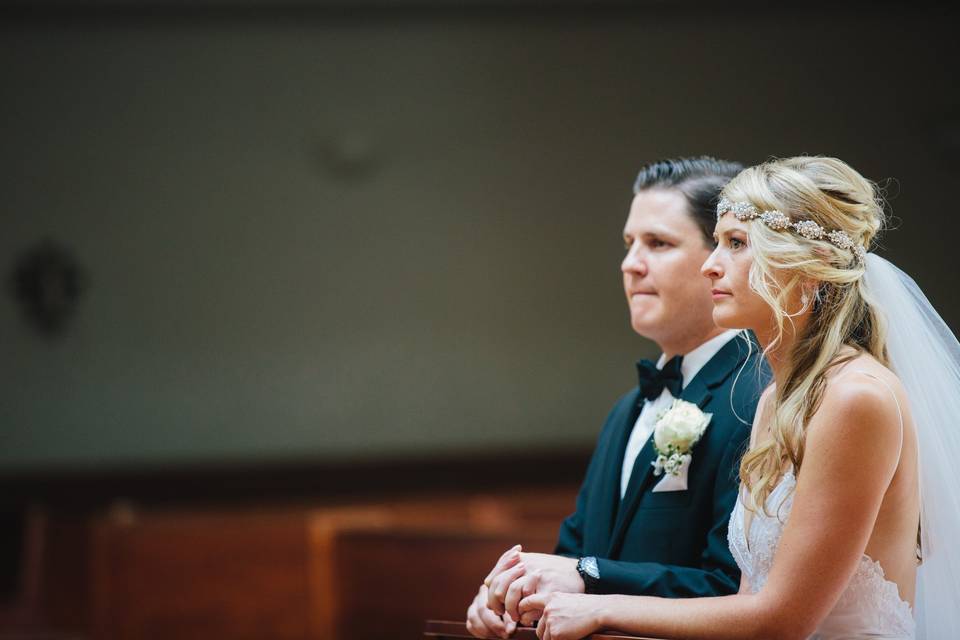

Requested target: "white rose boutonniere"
[{"left": 650, "top": 398, "right": 712, "bottom": 492}]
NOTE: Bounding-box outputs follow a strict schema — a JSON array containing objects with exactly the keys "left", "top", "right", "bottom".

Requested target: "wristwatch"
[{"left": 576, "top": 556, "right": 601, "bottom": 594}]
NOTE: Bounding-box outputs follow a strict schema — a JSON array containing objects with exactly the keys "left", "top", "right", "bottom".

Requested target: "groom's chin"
[{"left": 629, "top": 311, "right": 662, "bottom": 338}]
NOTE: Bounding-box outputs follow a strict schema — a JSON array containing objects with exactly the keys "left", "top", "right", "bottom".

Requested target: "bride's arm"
[
  {"left": 520, "top": 374, "right": 904, "bottom": 640},
  {"left": 737, "top": 571, "right": 749, "bottom": 595}
]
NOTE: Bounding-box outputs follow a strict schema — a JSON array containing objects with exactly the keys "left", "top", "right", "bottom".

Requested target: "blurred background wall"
[{"left": 0, "top": 1, "right": 956, "bottom": 472}]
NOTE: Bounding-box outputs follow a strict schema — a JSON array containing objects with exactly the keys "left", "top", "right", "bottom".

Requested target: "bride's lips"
[{"left": 711, "top": 288, "right": 732, "bottom": 300}]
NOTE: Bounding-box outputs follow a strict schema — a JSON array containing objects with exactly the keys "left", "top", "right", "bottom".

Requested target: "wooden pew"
[
  {"left": 306, "top": 486, "right": 578, "bottom": 640},
  {"left": 312, "top": 523, "right": 559, "bottom": 640},
  {"left": 424, "top": 620, "right": 657, "bottom": 639},
  {"left": 85, "top": 487, "right": 577, "bottom": 640},
  {"left": 0, "top": 507, "right": 47, "bottom": 632},
  {"left": 0, "top": 507, "right": 89, "bottom": 639},
  {"left": 90, "top": 506, "right": 312, "bottom": 640}
]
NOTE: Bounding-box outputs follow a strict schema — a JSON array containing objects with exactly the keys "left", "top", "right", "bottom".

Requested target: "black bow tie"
[{"left": 636, "top": 355, "right": 684, "bottom": 402}]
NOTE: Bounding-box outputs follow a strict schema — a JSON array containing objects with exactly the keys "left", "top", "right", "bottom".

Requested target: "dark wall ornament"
[{"left": 10, "top": 239, "right": 87, "bottom": 338}]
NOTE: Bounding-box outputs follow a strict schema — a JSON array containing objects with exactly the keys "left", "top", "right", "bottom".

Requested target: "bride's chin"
[{"left": 711, "top": 309, "right": 742, "bottom": 330}]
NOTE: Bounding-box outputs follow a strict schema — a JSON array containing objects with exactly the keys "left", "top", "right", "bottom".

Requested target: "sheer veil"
[{"left": 862, "top": 253, "right": 960, "bottom": 638}]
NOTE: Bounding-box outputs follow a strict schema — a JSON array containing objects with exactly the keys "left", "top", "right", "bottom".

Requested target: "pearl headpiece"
[{"left": 716, "top": 197, "right": 867, "bottom": 263}]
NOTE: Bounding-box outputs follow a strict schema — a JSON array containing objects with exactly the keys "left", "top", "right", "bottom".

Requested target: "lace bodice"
[{"left": 728, "top": 471, "right": 916, "bottom": 639}]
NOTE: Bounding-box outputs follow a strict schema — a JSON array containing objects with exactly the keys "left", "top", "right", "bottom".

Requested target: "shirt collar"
[{"left": 656, "top": 329, "right": 743, "bottom": 390}]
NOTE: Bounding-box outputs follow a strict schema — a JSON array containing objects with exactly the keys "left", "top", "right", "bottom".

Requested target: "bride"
[{"left": 514, "top": 156, "right": 960, "bottom": 639}]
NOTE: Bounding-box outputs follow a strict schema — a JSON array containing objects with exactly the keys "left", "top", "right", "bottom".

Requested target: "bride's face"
[{"left": 701, "top": 214, "right": 770, "bottom": 330}]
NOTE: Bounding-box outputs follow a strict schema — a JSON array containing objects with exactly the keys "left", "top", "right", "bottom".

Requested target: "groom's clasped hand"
[
  {"left": 479, "top": 545, "right": 617, "bottom": 640},
  {"left": 482, "top": 545, "right": 582, "bottom": 627}
]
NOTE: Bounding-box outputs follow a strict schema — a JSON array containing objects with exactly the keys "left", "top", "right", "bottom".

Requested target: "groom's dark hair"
[{"left": 634, "top": 156, "right": 744, "bottom": 248}]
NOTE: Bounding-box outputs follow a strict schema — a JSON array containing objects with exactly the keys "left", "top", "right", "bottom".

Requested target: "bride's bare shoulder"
[
  {"left": 810, "top": 350, "right": 905, "bottom": 454},
  {"left": 825, "top": 349, "right": 905, "bottom": 397}
]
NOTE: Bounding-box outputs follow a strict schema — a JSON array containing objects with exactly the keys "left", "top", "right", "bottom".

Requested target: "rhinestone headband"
[{"left": 716, "top": 197, "right": 867, "bottom": 263}]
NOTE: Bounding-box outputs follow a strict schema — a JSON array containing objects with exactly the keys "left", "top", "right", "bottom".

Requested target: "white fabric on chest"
[{"left": 619, "top": 329, "right": 742, "bottom": 498}]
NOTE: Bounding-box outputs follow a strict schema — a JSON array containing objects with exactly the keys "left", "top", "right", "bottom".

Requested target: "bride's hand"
[{"left": 518, "top": 592, "right": 604, "bottom": 640}]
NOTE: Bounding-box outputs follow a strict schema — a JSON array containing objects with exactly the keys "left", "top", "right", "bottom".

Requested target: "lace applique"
[
  {"left": 834, "top": 555, "right": 915, "bottom": 636},
  {"left": 728, "top": 471, "right": 795, "bottom": 593},
  {"left": 728, "top": 472, "right": 915, "bottom": 638}
]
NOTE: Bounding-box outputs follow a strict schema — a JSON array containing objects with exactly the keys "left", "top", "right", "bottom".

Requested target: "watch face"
[{"left": 582, "top": 556, "right": 600, "bottom": 579}]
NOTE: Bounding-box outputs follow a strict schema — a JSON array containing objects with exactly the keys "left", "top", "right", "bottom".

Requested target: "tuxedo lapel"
[
  {"left": 605, "top": 333, "right": 752, "bottom": 558},
  {"left": 607, "top": 433, "right": 658, "bottom": 557},
  {"left": 595, "top": 391, "right": 642, "bottom": 551}
]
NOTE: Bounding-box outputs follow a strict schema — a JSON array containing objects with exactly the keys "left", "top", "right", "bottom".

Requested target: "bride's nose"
[{"left": 701, "top": 249, "right": 723, "bottom": 280}]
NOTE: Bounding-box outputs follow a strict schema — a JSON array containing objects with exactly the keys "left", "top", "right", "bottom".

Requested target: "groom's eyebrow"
[
  {"left": 624, "top": 225, "right": 682, "bottom": 244},
  {"left": 640, "top": 226, "right": 681, "bottom": 241}
]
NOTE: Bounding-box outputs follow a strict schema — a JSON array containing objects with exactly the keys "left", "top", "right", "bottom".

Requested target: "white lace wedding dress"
[
  {"left": 728, "top": 372, "right": 916, "bottom": 639},
  {"left": 728, "top": 471, "right": 915, "bottom": 639}
]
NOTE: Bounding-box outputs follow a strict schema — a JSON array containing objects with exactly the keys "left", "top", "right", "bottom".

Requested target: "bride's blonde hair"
[{"left": 722, "top": 156, "right": 889, "bottom": 514}]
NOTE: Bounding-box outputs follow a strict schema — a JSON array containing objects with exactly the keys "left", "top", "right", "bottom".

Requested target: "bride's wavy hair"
[{"left": 722, "top": 156, "right": 890, "bottom": 514}]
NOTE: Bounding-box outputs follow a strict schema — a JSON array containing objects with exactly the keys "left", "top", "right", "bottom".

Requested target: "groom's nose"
[{"left": 621, "top": 243, "right": 648, "bottom": 277}]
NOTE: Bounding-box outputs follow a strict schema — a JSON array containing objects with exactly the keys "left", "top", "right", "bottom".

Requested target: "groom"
[{"left": 466, "top": 157, "right": 771, "bottom": 638}]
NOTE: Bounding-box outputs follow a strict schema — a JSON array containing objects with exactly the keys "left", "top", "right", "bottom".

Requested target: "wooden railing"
[
  {"left": 79, "top": 487, "right": 578, "bottom": 640},
  {"left": 424, "top": 620, "right": 658, "bottom": 640}
]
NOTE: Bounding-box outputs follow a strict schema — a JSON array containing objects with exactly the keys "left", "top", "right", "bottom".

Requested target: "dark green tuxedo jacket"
[{"left": 556, "top": 332, "right": 770, "bottom": 597}]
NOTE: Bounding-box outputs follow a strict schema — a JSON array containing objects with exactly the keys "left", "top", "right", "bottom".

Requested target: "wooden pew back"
[
  {"left": 86, "top": 487, "right": 576, "bottom": 640},
  {"left": 314, "top": 524, "right": 558, "bottom": 640}
]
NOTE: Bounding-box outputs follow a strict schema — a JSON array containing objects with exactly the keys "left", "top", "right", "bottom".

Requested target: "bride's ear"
[
  {"left": 802, "top": 277, "right": 828, "bottom": 310},
  {"left": 793, "top": 277, "right": 819, "bottom": 314}
]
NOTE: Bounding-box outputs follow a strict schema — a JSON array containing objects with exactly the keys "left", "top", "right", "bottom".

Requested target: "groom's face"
[{"left": 621, "top": 189, "right": 717, "bottom": 345}]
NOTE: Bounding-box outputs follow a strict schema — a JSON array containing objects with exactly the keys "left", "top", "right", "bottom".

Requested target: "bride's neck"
[{"left": 752, "top": 319, "right": 809, "bottom": 390}]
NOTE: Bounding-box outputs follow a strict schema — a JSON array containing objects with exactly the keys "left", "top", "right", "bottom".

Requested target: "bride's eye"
[{"left": 730, "top": 237, "right": 745, "bottom": 249}]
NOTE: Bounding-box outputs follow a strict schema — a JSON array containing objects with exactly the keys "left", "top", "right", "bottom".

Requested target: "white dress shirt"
[{"left": 619, "top": 329, "right": 743, "bottom": 498}]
